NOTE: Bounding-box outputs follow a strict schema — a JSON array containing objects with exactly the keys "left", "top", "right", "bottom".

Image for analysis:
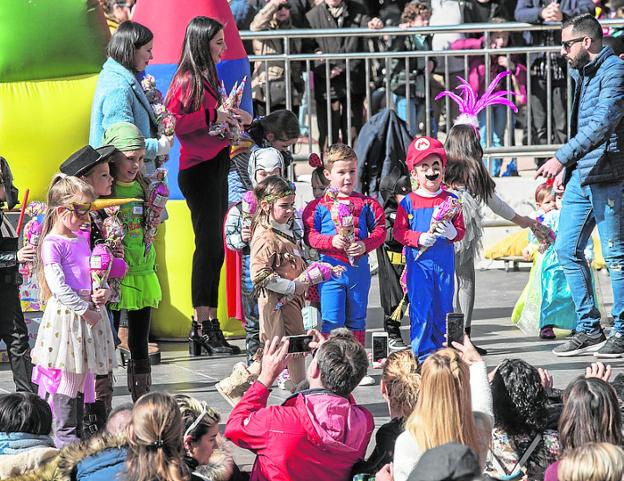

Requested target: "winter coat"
[
  {"left": 305, "top": 1, "right": 372, "bottom": 99},
  {"left": 429, "top": 0, "right": 464, "bottom": 74},
  {"left": 450, "top": 36, "right": 527, "bottom": 104},
  {"left": 89, "top": 58, "right": 159, "bottom": 166},
  {"left": 354, "top": 109, "right": 413, "bottom": 199},
  {"left": 57, "top": 433, "right": 127, "bottom": 481},
  {"left": 0, "top": 432, "right": 59, "bottom": 479},
  {"left": 388, "top": 34, "right": 433, "bottom": 98},
  {"left": 224, "top": 382, "right": 374, "bottom": 481},
  {"left": 250, "top": 1, "right": 303, "bottom": 106},
  {"left": 514, "top": 0, "right": 595, "bottom": 34},
  {"left": 556, "top": 46, "right": 624, "bottom": 185}
]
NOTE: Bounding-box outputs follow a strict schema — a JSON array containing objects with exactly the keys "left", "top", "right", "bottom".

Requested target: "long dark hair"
[
  {"left": 107, "top": 21, "right": 154, "bottom": 72},
  {"left": 165, "top": 16, "right": 223, "bottom": 113},
  {"left": 490, "top": 359, "right": 548, "bottom": 436},
  {"left": 559, "top": 377, "right": 623, "bottom": 454},
  {"left": 444, "top": 124, "right": 496, "bottom": 203}
]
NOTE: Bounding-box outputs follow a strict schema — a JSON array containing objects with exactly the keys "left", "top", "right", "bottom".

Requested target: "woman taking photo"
[
  {"left": 166, "top": 16, "right": 252, "bottom": 355},
  {"left": 90, "top": 21, "right": 172, "bottom": 174}
]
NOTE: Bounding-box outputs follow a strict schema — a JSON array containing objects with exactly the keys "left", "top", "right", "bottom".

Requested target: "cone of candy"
[
  {"left": 144, "top": 169, "right": 169, "bottom": 257},
  {"left": 333, "top": 201, "right": 356, "bottom": 265},
  {"left": 141, "top": 74, "right": 176, "bottom": 165},
  {"left": 102, "top": 206, "right": 126, "bottom": 303},
  {"left": 298, "top": 262, "right": 346, "bottom": 285},
  {"left": 90, "top": 243, "right": 113, "bottom": 292},
  {"left": 241, "top": 190, "right": 257, "bottom": 230},
  {"left": 209, "top": 77, "right": 247, "bottom": 143},
  {"left": 275, "top": 262, "right": 345, "bottom": 310},
  {"left": 416, "top": 196, "right": 462, "bottom": 259},
  {"left": 18, "top": 202, "right": 46, "bottom": 278},
  {"left": 531, "top": 221, "right": 556, "bottom": 254}
]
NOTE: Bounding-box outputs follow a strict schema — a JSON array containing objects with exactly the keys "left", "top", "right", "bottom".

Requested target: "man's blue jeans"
[
  {"left": 478, "top": 107, "right": 515, "bottom": 177},
  {"left": 555, "top": 169, "right": 624, "bottom": 334}
]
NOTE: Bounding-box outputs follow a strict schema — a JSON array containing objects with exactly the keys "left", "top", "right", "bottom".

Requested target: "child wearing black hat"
[
  {"left": 377, "top": 164, "right": 412, "bottom": 351},
  {"left": 60, "top": 144, "right": 126, "bottom": 434},
  {"left": 0, "top": 156, "right": 36, "bottom": 393}
]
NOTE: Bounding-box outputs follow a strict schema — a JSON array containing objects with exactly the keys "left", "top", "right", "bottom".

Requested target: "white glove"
[
  {"left": 157, "top": 135, "right": 172, "bottom": 156},
  {"left": 435, "top": 220, "right": 458, "bottom": 240},
  {"left": 418, "top": 233, "right": 437, "bottom": 248}
]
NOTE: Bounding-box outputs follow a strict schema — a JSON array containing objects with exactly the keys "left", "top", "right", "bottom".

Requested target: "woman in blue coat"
[{"left": 89, "top": 21, "right": 172, "bottom": 174}]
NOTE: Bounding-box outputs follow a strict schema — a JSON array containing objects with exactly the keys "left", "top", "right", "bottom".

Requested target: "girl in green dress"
[{"left": 103, "top": 122, "right": 162, "bottom": 401}]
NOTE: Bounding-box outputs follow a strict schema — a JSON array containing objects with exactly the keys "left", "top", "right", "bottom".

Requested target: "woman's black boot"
[
  {"left": 189, "top": 319, "right": 203, "bottom": 356},
  {"left": 211, "top": 319, "right": 241, "bottom": 355},
  {"left": 201, "top": 320, "right": 233, "bottom": 354}
]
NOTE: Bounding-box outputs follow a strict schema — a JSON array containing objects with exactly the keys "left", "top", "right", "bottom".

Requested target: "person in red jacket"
[
  {"left": 225, "top": 329, "right": 374, "bottom": 481},
  {"left": 166, "top": 16, "right": 252, "bottom": 355}
]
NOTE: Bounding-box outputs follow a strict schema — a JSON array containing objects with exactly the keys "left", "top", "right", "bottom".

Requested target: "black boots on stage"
[{"left": 189, "top": 318, "right": 241, "bottom": 356}]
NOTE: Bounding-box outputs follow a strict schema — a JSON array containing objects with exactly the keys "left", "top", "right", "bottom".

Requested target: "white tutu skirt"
[{"left": 31, "top": 297, "right": 116, "bottom": 375}]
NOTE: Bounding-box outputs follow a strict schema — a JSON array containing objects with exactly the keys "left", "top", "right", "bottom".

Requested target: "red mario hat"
[{"left": 406, "top": 136, "right": 447, "bottom": 172}]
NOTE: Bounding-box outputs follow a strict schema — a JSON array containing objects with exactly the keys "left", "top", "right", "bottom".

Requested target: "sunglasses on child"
[{"left": 65, "top": 202, "right": 92, "bottom": 216}]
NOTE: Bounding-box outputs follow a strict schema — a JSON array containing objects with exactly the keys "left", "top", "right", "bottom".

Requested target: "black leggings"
[
  {"left": 112, "top": 308, "right": 151, "bottom": 360},
  {"left": 178, "top": 148, "right": 230, "bottom": 308}
]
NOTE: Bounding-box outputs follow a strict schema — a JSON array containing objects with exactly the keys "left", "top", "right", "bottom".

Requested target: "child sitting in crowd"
[
  {"left": 303, "top": 143, "right": 386, "bottom": 385},
  {"left": 394, "top": 137, "right": 465, "bottom": 361}
]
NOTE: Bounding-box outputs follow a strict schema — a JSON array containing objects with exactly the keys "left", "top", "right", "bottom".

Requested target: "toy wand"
[{"left": 15, "top": 189, "right": 29, "bottom": 237}]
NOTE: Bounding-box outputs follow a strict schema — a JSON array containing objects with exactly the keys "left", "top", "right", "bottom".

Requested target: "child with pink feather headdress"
[
  {"left": 450, "top": 20, "right": 527, "bottom": 177},
  {"left": 436, "top": 71, "right": 536, "bottom": 354}
]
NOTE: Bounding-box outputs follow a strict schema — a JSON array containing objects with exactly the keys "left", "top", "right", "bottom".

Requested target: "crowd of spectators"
[
  {"left": 4, "top": 330, "right": 624, "bottom": 481},
  {"left": 105, "top": 0, "right": 624, "bottom": 170}
]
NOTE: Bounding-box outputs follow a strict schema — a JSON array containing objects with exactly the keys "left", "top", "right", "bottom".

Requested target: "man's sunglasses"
[
  {"left": 278, "top": 3, "right": 291, "bottom": 10},
  {"left": 65, "top": 202, "right": 92, "bottom": 217},
  {"left": 562, "top": 36, "right": 587, "bottom": 51}
]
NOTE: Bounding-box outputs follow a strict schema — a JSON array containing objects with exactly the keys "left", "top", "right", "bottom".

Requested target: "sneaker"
[
  {"left": 388, "top": 336, "right": 410, "bottom": 352},
  {"left": 595, "top": 332, "right": 624, "bottom": 358},
  {"left": 552, "top": 331, "right": 606, "bottom": 357},
  {"left": 540, "top": 326, "right": 556, "bottom": 340},
  {"left": 358, "top": 375, "right": 376, "bottom": 386}
]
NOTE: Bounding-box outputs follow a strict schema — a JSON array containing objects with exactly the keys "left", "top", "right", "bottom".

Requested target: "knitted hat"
[
  {"left": 103, "top": 122, "right": 145, "bottom": 152},
  {"left": 248, "top": 147, "right": 284, "bottom": 187},
  {"left": 406, "top": 137, "right": 447, "bottom": 172}
]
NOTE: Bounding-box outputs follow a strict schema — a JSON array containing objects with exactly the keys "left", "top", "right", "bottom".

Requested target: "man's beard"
[{"left": 569, "top": 50, "right": 591, "bottom": 69}]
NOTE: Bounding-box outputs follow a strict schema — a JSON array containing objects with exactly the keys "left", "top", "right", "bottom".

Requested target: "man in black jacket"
[
  {"left": 0, "top": 157, "right": 35, "bottom": 393},
  {"left": 306, "top": 0, "right": 383, "bottom": 150}
]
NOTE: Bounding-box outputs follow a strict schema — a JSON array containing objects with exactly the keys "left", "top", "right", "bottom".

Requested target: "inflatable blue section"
[{"left": 146, "top": 58, "right": 253, "bottom": 201}]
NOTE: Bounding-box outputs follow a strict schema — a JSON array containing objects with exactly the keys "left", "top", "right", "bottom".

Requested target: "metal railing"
[{"left": 240, "top": 20, "right": 624, "bottom": 167}]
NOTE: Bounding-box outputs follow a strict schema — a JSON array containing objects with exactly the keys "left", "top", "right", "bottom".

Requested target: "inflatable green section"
[{"left": 0, "top": 0, "right": 109, "bottom": 82}]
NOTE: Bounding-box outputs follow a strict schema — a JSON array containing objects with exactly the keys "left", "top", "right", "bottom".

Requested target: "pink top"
[{"left": 41, "top": 234, "right": 92, "bottom": 293}]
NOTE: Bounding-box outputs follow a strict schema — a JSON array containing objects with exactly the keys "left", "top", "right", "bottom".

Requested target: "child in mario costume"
[{"left": 394, "top": 137, "right": 465, "bottom": 360}]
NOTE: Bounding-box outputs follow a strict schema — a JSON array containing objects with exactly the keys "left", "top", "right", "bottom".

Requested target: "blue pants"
[
  {"left": 407, "top": 259, "right": 454, "bottom": 361},
  {"left": 318, "top": 256, "right": 371, "bottom": 333},
  {"left": 555, "top": 169, "right": 624, "bottom": 334},
  {"left": 241, "top": 254, "right": 260, "bottom": 364},
  {"left": 478, "top": 106, "right": 516, "bottom": 177}
]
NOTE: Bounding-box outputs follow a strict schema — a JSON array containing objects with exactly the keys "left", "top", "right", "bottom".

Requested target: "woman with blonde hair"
[
  {"left": 353, "top": 350, "right": 421, "bottom": 478},
  {"left": 558, "top": 443, "right": 624, "bottom": 481},
  {"left": 124, "top": 392, "right": 194, "bottom": 481},
  {"left": 393, "top": 339, "right": 493, "bottom": 481}
]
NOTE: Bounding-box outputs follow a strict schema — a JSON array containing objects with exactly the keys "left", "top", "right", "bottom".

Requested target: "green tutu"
[{"left": 111, "top": 242, "right": 161, "bottom": 310}]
